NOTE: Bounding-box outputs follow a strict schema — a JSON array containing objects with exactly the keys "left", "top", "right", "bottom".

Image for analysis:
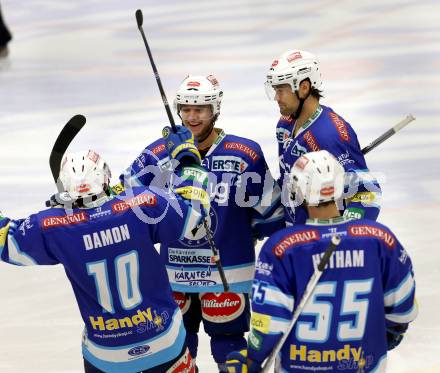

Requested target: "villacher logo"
[{"left": 200, "top": 292, "right": 245, "bottom": 322}]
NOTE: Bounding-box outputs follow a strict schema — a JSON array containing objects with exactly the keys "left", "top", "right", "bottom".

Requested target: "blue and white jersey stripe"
[
  {"left": 386, "top": 302, "right": 418, "bottom": 324},
  {"left": 384, "top": 271, "right": 415, "bottom": 308}
]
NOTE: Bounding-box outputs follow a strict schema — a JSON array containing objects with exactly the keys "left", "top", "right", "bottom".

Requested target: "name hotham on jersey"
[{"left": 312, "top": 249, "right": 365, "bottom": 270}]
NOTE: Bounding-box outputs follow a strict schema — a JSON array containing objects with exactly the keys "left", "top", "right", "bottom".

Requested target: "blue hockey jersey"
[
  {"left": 0, "top": 188, "right": 201, "bottom": 372},
  {"left": 249, "top": 216, "right": 417, "bottom": 372},
  {"left": 276, "top": 105, "right": 381, "bottom": 224},
  {"left": 120, "top": 129, "right": 284, "bottom": 293}
]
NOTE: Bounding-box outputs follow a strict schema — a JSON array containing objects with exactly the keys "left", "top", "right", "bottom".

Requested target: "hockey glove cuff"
[
  {"left": 386, "top": 323, "right": 408, "bottom": 350},
  {"left": 162, "top": 125, "right": 202, "bottom": 167},
  {"left": 225, "top": 349, "right": 261, "bottom": 373},
  {"left": 173, "top": 165, "right": 210, "bottom": 213}
]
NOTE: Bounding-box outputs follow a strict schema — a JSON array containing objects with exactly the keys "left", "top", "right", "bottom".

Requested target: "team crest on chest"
[{"left": 180, "top": 208, "right": 218, "bottom": 247}]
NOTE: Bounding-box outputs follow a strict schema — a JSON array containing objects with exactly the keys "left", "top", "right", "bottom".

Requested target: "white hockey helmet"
[
  {"left": 174, "top": 74, "right": 223, "bottom": 116},
  {"left": 288, "top": 150, "right": 344, "bottom": 206},
  {"left": 265, "top": 50, "right": 322, "bottom": 100},
  {"left": 59, "top": 150, "right": 111, "bottom": 199}
]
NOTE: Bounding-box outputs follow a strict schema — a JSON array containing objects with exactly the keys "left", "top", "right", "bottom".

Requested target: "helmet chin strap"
[{"left": 290, "top": 83, "right": 311, "bottom": 121}]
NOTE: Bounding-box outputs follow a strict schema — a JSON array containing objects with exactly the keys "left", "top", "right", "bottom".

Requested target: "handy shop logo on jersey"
[
  {"left": 112, "top": 194, "right": 157, "bottom": 213},
  {"left": 200, "top": 292, "right": 245, "bottom": 322},
  {"left": 42, "top": 212, "right": 88, "bottom": 228},
  {"left": 290, "top": 343, "right": 364, "bottom": 366},
  {"left": 89, "top": 306, "right": 158, "bottom": 332},
  {"left": 273, "top": 230, "right": 320, "bottom": 258},
  {"left": 212, "top": 156, "right": 249, "bottom": 173}
]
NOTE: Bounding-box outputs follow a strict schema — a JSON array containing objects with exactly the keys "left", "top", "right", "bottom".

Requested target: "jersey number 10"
[{"left": 87, "top": 251, "right": 142, "bottom": 313}]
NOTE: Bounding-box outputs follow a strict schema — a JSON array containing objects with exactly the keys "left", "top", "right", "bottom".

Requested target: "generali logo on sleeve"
[
  {"left": 272, "top": 230, "right": 320, "bottom": 258},
  {"left": 329, "top": 112, "right": 350, "bottom": 142},
  {"left": 42, "top": 212, "right": 89, "bottom": 228},
  {"left": 112, "top": 194, "right": 157, "bottom": 213}
]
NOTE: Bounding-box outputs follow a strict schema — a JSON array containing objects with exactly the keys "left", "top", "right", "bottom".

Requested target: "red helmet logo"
[
  {"left": 77, "top": 184, "right": 90, "bottom": 193},
  {"left": 287, "top": 51, "right": 302, "bottom": 63},
  {"left": 187, "top": 81, "right": 201, "bottom": 87},
  {"left": 320, "top": 186, "right": 335, "bottom": 196},
  {"left": 271, "top": 59, "right": 279, "bottom": 68}
]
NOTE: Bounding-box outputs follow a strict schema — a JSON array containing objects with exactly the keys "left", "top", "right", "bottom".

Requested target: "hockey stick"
[
  {"left": 135, "top": 9, "right": 229, "bottom": 292},
  {"left": 135, "top": 9, "right": 176, "bottom": 132},
  {"left": 260, "top": 235, "right": 342, "bottom": 373},
  {"left": 45, "top": 114, "right": 86, "bottom": 207},
  {"left": 49, "top": 114, "right": 86, "bottom": 187},
  {"left": 361, "top": 114, "right": 415, "bottom": 155}
]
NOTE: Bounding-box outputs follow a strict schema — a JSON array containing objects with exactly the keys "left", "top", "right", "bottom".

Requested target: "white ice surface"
[{"left": 0, "top": 0, "right": 439, "bottom": 372}]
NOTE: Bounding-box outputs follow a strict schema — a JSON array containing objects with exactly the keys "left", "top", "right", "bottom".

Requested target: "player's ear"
[{"left": 299, "top": 79, "right": 311, "bottom": 97}]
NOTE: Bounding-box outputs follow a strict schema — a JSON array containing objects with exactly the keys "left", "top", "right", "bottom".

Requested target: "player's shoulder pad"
[
  {"left": 109, "top": 187, "right": 160, "bottom": 213},
  {"left": 264, "top": 225, "right": 321, "bottom": 259},
  {"left": 322, "top": 105, "right": 357, "bottom": 144},
  {"left": 346, "top": 219, "right": 398, "bottom": 250},
  {"left": 221, "top": 134, "right": 264, "bottom": 163},
  {"left": 131, "top": 138, "right": 168, "bottom": 173},
  {"left": 37, "top": 206, "right": 89, "bottom": 230}
]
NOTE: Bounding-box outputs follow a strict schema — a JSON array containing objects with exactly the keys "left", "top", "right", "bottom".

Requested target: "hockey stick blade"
[
  {"left": 361, "top": 114, "right": 415, "bottom": 155},
  {"left": 49, "top": 114, "right": 86, "bottom": 183}
]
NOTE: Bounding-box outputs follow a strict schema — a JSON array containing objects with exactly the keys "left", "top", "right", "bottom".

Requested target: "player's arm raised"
[{"left": 0, "top": 213, "right": 58, "bottom": 266}]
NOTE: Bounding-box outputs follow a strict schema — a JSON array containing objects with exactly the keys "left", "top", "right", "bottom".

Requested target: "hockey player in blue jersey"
[
  {"left": 0, "top": 129, "right": 209, "bottom": 373},
  {"left": 119, "top": 74, "right": 284, "bottom": 371},
  {"left": 225, "top": 150, "right": 417, "bottom": 373},
  {"left": 265, "top": 50, "right": 381, "bottom": 225}
]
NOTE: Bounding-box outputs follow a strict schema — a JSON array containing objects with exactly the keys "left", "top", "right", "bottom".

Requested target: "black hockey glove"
[{"left": 386, "top": 323, "right": 408, "bottom": 350}]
